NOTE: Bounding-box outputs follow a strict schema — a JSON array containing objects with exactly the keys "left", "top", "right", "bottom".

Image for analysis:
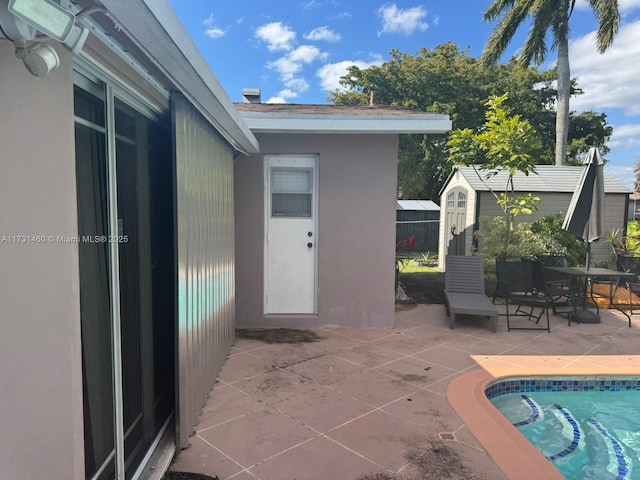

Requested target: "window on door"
[{"left": 271, "top": 168, "right": 313, "bottom": 218}]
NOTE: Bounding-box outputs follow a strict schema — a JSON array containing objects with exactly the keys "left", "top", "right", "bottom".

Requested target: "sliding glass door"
[{"left": 74, "top": 76, "right": 175, "bottom": 480}]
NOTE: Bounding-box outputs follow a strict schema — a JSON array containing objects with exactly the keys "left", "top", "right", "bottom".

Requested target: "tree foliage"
[
  {"left": 448, "top": 94, "right": 542, "bottom": 237},
  {"left": 329, "top": 43, "right": 613, "bottom": 200}
]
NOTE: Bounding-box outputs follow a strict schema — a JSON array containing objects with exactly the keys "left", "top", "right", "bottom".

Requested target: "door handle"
[{"left": 307, "top": 242, "right": 313, "bottom": 248}]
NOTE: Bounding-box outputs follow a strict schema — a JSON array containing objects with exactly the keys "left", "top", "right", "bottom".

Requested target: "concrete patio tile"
[
  {"left": 231, "top": 337, "right": 271, "bottom": 353},
  {"left": 412, "top": 345, "right": 479, "bottom": 372},
  {"left": 169, "top": 435, "right": 243, "bottom": 479},
  {"left": 396, "top": 436, "right": 508, "bottom": 480},
  {"left": 330, "top": 369, "right": 419, "bottom": 407},
  {"left": 226, "top": 471, "right": 261, "bottom": 480},
  {"left": 245, "top": 343, "right": 326, "bottom": 370},
  {"left": 443, "top": 336, "right": 514, "bottom": 356},
  {"left": 287, "top": 353, "right": 364, "bottom": 385},
  {"left": 333, "top": 342, "right": 405, "bottom": 369},
  {"left": 276, "top": 385, "right": 374, "bottom": 433},
  {"left": 198, "top": 406, "right": 316, "bottom": 469},
  {"left": 327, "top": 327, "right": 395, "bottom": 342},
  {"left": 196, "top": 385, "right": 266, "bottom": 431},
  {"left": 232, "top": 369, "right": 319, "bottom": 405},
  {"left": 217, "top": 352, "right": 272, "bottom": 383},
  {"left": 326, "top": 409, "right": 431, "bottom": 472},
  {"left": 381, "top": 388, "right": 463, "bottom": 432},
  {"left": 373, "top": 357, "right": 454, "bottom": 388},
  {"left": 248, "top": 435, "right": 383, "bottom": 480},
  {"left": 370, "top": 332, "right": 436, "bottom": 355},
  {"left": 307, "top": 330, "right": 362, "bottom": 352},
  {"left": 400, "top": 324, "right": 462, "bottom": 343}
]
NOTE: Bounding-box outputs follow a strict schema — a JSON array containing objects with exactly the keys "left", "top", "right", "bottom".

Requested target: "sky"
[{"left": 166, "top": 0, "right": 640, "bottom": 191}]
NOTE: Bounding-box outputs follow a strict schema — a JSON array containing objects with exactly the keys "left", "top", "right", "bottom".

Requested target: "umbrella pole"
[{"left": 586, "top": 242, "right": 591, "bottom": 270}]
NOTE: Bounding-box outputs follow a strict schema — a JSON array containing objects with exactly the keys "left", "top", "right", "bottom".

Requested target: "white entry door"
[{"left": 265, "top": 155, "right": 318, "bottom": 314}]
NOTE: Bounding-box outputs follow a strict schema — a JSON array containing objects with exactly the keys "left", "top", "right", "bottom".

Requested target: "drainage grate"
[{"left": 439, "top": 432, "right": 456, "bottom": 440}]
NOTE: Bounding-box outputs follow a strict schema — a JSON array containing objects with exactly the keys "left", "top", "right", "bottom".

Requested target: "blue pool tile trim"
[
  {"left": 513, "top": 395, "right": 541, "bottom": 427},
  {"left": 588, "top": 418, "right": 630, "bottom": 480},
  {"left": 545, "top": 405, "right": 581, "bottom": 461},
  {"left": 486, "top": 377, "right": 640, "bottom": 399}
]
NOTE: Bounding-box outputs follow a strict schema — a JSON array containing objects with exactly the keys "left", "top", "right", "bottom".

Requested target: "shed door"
[
  {"left": 445, "top": 188, "right": 467, "bottom": 256},
  {"left": 265, "top": 155, "right": 318, "bottom": 314}
]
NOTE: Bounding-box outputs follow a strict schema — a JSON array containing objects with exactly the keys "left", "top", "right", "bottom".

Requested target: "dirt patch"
[
  {"left": 398, "top": 272, "right": 445, "bottom": 304},
  {"left": 163, "top": 473, "right": 219, "bottom": 480},
  {"left": 236, "top": 328, "right": 323, "bottom": 344},
  {"left": 406, "top": 441, "right": 483, "bottom": 479},
  {"left": 356, "top": 440, "right": 489, "bottom": 480},
  {"left": 356, "top": 474, "right": 396, "bottom": 480}
]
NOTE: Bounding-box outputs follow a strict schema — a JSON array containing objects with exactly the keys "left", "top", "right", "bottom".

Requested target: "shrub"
[
  {"left": 530, "top": 213, "right": 586, "bottom": 266},
  {"left": 474, "top": 216, "right": 546, "bottom": 276}
]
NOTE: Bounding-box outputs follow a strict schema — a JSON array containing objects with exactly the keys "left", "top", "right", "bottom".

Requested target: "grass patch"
[{"left": 397, "top": 260, "right": 440, "bottom": 274}]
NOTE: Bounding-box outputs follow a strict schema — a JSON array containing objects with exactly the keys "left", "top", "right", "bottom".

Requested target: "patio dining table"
[{"left": 545, "top": 266, "right": 636, "bottom": 327}]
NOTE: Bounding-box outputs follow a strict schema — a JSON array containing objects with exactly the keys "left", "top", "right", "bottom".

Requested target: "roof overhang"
[
  {"left": 80, "top": 0, "right": 259, "bottom": 154},
  {"left": 237, "top": 110, "right": 452, "bottom": 135}
]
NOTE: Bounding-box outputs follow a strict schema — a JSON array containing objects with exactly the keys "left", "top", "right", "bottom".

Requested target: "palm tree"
[{"left": 481, "top": 0, "right": 619, "bottom": 166}]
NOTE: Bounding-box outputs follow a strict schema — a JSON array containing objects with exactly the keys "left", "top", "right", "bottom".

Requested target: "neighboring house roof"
[
  {"left": 234, "top": 103, "right": 452, "bottom": 134},
  {"left": 87, "top": 0, "right": 259, "bottom": 154},
  {"left": 441, "top": 165, "right": 630, "bottom": 195},
  {"left": 397, "top": 200, "right": 440, "bottom": 211}
]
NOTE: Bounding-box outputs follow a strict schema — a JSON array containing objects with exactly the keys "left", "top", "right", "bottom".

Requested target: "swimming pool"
[{"left": 487, "top": 377, "right": 640, "bottom": 480}]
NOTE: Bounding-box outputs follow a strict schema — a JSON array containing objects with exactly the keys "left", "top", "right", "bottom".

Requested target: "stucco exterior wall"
[
  {"left": 235, "top": 133, "right": 398, "bottom": 329},
  {"left": 0, "top": 42, "right": 84, "bottom": 479}
]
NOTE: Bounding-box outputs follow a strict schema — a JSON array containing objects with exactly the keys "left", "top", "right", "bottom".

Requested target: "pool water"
[{"left": 487, "top": 378, "right": 640, "bottom": 480}]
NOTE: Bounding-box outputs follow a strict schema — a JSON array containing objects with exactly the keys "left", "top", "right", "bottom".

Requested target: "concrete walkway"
[{"left": 168, "top": 303, "right": 640, "bottom": 480}]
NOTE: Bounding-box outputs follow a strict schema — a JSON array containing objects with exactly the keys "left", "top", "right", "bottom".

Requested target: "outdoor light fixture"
[{"left": 8, "top": 0, "right": 75, "bottom": 42}]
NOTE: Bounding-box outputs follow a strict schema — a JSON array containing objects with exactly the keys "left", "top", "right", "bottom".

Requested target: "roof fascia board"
[
  {"left": 239, "top": 113, "right": 452, "bottom": 134},
  {"left": 96, "top": 0, "right": 258, "bottom": 154}
]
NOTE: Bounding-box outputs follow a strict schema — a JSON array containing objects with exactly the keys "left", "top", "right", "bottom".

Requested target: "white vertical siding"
[{"left": 173, "top": 93, "right": 235, "bottom": 448}]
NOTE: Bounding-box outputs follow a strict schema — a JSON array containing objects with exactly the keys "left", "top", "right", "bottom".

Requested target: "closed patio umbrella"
[{"left": 562, "top": 146, "right": 605, "bottom": 268}]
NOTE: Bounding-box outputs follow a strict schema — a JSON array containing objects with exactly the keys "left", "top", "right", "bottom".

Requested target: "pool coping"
[{"left": 447, "top": 356, "right": 640, "bottom": 480}]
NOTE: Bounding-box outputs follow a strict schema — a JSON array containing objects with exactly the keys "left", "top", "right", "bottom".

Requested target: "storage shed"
[
  {"left": 396, "top": 200, "right": 440, "bottom": 253},
  {"left": 438, "top": 165, "right": 631, "bottom": 269}
]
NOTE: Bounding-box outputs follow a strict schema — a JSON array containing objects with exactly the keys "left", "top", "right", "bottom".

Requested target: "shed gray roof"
[
  {"left": 397, "top": 200, "right": 440, "bottom": 211},
  {"left": 448, "top": 165, "right": 630, "bottom": 194}
]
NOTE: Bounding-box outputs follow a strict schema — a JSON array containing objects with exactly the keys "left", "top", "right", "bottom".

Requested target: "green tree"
[
  {"left": 448, "top": 94, "right": 542, "bottom": 240},
  {"left": 481, "top": 0, "right": 620, "bottom": 166},
  {"left": 329, "top": 44, "right": 613, "bottom": 199}
]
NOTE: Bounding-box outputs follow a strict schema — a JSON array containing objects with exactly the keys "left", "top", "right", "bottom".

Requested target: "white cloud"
[
  {"left": 268, "top": 45, "right": 327, "bottom": 81},
  {"left": 304, "top": 26, "right": 342, "bottom": 42},
  {"left": 570, "top": 20, "right": 640, "bottom": 115},
  {"left": 605, "top": 163, "right": 636, "bottom": 190},
  {"left": 574, "top": 0, "right": 640, "bottom": 13},
  {"left": 203, "top": 14, "right": 229, "bottom": 39},
  {"left": 377, "top": 4, "right": 428, "bottom": 36},
  {"left": 610, "top": 124, "right": 640, "bottom": 149},
  {"left": 266, "top": 46, "right": 325, "bottom": 101},
  {"left": 255, "top": 22, "right": 296, "bottom": 52},
  {"left": 266, "top": 96, "right": 287, "bottom": 104},
  {"left": 316, "top": 57, "right": 384, "bottom": 92}
]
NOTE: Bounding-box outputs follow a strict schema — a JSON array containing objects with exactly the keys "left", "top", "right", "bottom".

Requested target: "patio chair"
[
  {"left": 533, "top": 255, "right": 573, "bottom": 318},
  {"left": 496, "top": 258, "right": 551, "bottom": 332},
  {"left": 444, "top": 255, "right": 499, "bottom": 332}
]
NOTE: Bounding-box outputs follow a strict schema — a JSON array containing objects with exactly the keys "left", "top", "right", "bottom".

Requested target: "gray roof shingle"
[{"left": 454, "top": 165, "right": 630, "bottom": 194}]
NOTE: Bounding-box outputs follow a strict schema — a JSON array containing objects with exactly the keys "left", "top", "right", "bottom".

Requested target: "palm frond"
[
  {"left": 589, "top": 0, "right": 620, "bottom": 52},
  {"left": 481, "top": 1, "right": 534, "bottom": 65}
]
